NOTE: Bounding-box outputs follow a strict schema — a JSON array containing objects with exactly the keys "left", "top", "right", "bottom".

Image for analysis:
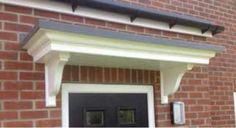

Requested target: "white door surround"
[{"left": 61, "top": 84, "right": 156, "bottom": 127}]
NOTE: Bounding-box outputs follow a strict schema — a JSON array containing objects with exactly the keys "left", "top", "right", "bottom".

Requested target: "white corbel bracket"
[
  {"left": 160, "top": 64, "right": 193, "bottom": 104},
  {"left": 45, "top": 52, "right": 70, "bottom": 107}
]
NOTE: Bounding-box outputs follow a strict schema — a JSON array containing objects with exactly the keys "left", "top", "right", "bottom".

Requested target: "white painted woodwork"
[
  {"left": 160, "top": 64, "right": 193, "bottom": 104},
  {"left": 23, "top": 28, "right": 218, "bottom": 107},
  {"left": 45, "top": 52, "right": 70, "bottom": 107},
  {"left": 0, "top": 0, "right": 213, "bottom": 37}
]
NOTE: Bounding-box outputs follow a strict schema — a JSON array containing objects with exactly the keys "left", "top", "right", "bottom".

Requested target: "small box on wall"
[{"left": 171, "top": 101, "right": 185, "bottom": 125}]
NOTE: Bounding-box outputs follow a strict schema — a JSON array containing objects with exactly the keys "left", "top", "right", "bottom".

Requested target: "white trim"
[
  {"left": 61, "top": 84, "right": 156, "bottom": 127},
  {"left": 160, "top": 64, "right": 193, "bottom": 104},
  {"left": 44, "top": 52, "right": 70, "bottom": 107},
  {"left": 0, "top": 0, "right": 212, "bottom": 37},
  {"left": 24, "top": 29, "right": 216, "bottom": 65},
  {"left": 22, "top": 28, "right": 218, "bottom": 106}
]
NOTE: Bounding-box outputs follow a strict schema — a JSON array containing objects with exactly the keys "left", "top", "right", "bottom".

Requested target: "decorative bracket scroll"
[
  {"left": 45, "top": 52, "right": 70, "bottom": 107},
  {"left": 160, "top": 64, "right": 193, "bottom": 104}
]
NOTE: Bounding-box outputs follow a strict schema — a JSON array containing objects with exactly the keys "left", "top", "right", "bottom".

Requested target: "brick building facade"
[{"left": 0, "top": 0, "right": 235, "bottom": 127}]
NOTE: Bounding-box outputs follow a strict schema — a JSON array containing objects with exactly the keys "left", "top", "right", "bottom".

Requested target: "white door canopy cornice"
[{"left": 21, "top": 20, "right": 225, "bottom": 107}]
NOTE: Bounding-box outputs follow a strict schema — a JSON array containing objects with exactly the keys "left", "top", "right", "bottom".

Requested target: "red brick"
[
  {"left": 95, "top": 67, "right": 103, "bottom": 83},
  {"left": 20, "top": 15, "right": 38, "bottom": 24},
  {"left": 0, "top": 71, "right": 17, "bottom": 80},
  {"left": 71, "top": 66, "right": 79, "bottom": 81},
  {"left": 0, "top": 51, "right": 17, "bottom": 60},
  {"left": 19, "top": 52, "right": 33, "bottom": 61},
  {"left": 158, "top": 120, "right": 172, "bottom": 127},
  {"left": 198, "top": 112, "right": 210, "bottom": 118},
  {"left": 3, "top": 101, "right": 33, "bottom": 110},
  {"left": 125, "top": 69, "right": 131, "bottom": 83},
  {"left": 0, "top": 112, "right": 18, "bottom": 120},
  {"left": 188, "top": 80, "right": 202, "bottom": 85},
  {"left": 157, "top": 114, "right": 166, "bottom": 120},
  {"left": 0, "top": 91, "right": 18, "bottom": 99},
  {"left": 20, "top": 111, "right": 48, "bottom": 119},
  {"left": 0, "top": 12, "right": 18, "bottom": 22},
  {"left": 174, "top": 92, "right": 188, "bottom": 98},
  {"left": 193, "top": 36, "right": 206, "bottom": 41},
  {"left": 103, "top": 68, "right": 110, "bottom": 82},
  {"left": 139, "top": 0, "right": 151, "bottom": 4},
  {"left": 127, "top": 25, "right": 144, "bottom": 33},
  {"left": 4, "top": 42, "right": 20, "bottom": 51},
  {"left": 85, "top": 18, "right": 106, "bottom": 27},
  {"left": 143, "top": 70, "right": 150, "bottom": 84},
  {"left": 19, "top": 72, "right": 44, "bottom": 80},
  {"left": 191, "top": 119, "right": 205, "bottom": 125},
  {"left": 88, "top": 66, "right": 96, "bottom": 82},
  {"left": 34, "top": 10, "right": 59, "bottom": 19},
  {"left": 186, "top": 113, "right": 197, "bottom": 118},
  {"left": 196, "top": 73, "right": 208, "bottom": 78},
  {"left": 117, "top": 68, "right": 125, "bottom": 83},
  {"left": 4, "top": 61, "right": 33, "bottom": 70},
  {"left": 157, "top": 106, "right": 170, "bottom": 113},
  {"left": 196, "top": 86, "right": 209, "bottom": 91},
  {"left": 197, "top": 99, "right": 209, "bottom": 105},
  {"left": 61, "top": 14, "right": 84, "bottom": 23},
  {"left": 137, "top": 70, "right": 144, "bottom": 83},
  {"left": 190, "top": 92, "right": 203, "bottom": 98},
  {"left": 162, "top": 31, "right": 178, "bottom": 38},
  {"left": 149, "top": 71, "right": 156, "bottom": 83},
  {"left": 35, "top": 101, "right": 46, "bottom": 109},
  {"left": 35, "top": 63, "right": 44, "bottom": 72},
  {"left": 3, "top": 81, "right": 33, "bottom": 90},
  {"left": 49, "top": 110, "right": 61, "bottom": 118},
  {"left": 190, "top": 106, "right": 204, "bottom": 111},
  {"left": 111, "top": 68, "right": 118, "bottom": 82},
  {"left": 80, "top": 66, "right": 89, "bottom": 82},
  {"left": 20, "top": 91, "right": 44, "bottom": 99},
  {"left": 107, "top": 22, "right": 126, "bottom": 30},
  {"left": 4, "top": 23, "right": 32, "bottom": 32},
  {"left": 35, "top": 119, "right": 61, "bottom": 127},
  {"left": 144, "top": 28, "right": 162, "bottom": 36},
  {"left": 62, "top": 65, "right": 71, "bottom": 81},
  {"left": 5, "top": 5, "right": 32, "bottom": 14},
  {"left": 181, "top": 85, "right": 195, "bottom": 91},
  {"left": 151, "top": 1, "right": 164, "bottom": 8},
  {"left": 131, "top": 69, "right": 137, "bottom": 83},
  {"left": 3, "top": 121, "right": 33, "bottom": 127},
  {"left": 178, "top": 33, "right": 193, "bottom": 40},
  {"left": 0, "top": 32, "right": 17, "bottom": 41},
  {"left": 35, "top": 82, "right": 45, "bottom": 90}
]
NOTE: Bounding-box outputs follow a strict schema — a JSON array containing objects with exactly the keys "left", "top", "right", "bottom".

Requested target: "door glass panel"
[
  {"left": 85, "top": 110, "right": 104, "bottom": 126},
  {"left": 118, "top": 109, "right": 136, "bottom": 125}
]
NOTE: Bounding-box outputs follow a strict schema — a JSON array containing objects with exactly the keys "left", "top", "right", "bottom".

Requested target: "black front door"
[{"left": 69, "top": 93, "right": 148, "bottom": 127}]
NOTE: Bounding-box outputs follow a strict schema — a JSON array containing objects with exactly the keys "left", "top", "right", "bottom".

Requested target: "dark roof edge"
[
  {"left": 57, "top": 0, "right": 224, "bottom": 35},
  {"left": 21, "top": 20, "right": 225, "bottom": 53}
]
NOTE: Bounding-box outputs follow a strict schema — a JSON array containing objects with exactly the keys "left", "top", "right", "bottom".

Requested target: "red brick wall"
[{"left": 0, "top": 0, "right": 235, "bottom": 127}]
